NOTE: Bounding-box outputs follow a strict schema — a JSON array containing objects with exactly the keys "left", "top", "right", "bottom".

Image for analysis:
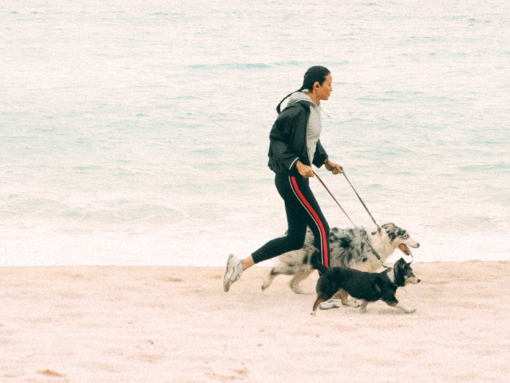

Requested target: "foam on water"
[{"left": 0, "top": 0, "right": 509, "bottom": 265}]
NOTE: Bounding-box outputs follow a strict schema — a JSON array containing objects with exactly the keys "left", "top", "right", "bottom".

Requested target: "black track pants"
[{"left": 252, "top": 174, "right": 330, "bottom": 267}]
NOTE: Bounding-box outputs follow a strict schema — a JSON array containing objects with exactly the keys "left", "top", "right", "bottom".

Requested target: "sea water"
[{"left": 1, "top": 0, "right": 509, "bottom": 266}]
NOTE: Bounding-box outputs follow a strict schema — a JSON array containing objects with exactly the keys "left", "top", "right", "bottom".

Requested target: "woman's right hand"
[{"left": 296, "top": 161, "right": 314, "bottom": 178}]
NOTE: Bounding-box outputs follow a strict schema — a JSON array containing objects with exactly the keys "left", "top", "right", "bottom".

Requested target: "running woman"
[{"left": 224, "top": 66, "right": 343, "bottom": 292}]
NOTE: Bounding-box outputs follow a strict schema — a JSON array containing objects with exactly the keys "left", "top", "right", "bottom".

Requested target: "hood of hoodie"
[{"left": 286, "top": 90, "right": 320, "bottom": 108}]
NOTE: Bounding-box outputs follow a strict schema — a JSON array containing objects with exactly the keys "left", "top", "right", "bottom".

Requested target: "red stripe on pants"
[{"left": 291, "top": 177, "right": 329, "bottom": 267}]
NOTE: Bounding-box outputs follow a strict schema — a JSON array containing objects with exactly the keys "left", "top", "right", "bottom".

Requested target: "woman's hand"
[
  {"left": 296, "top": 161, "right": 315, "bottom": 178},
  {"left": 324, "top": 158, "right": 343, "bottom": 174}
]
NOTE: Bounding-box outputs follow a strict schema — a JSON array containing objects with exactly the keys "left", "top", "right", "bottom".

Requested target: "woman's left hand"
[{"left": 324, "top": 158, "right": 343, "bottom": 174}]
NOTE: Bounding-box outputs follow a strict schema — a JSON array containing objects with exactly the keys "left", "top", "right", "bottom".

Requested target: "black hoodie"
[{"left": 267, "top": 100, "right": 328, "bottom": 176}]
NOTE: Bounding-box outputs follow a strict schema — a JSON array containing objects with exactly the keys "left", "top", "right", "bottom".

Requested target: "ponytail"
[
  {"left": 276, "top": 87, "right": 303, "bottom": 114},
  {"left": 275, "top": 66, "right": 330, "bottom": 114}
]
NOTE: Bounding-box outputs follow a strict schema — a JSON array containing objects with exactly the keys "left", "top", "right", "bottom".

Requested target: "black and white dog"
[
  {"left": 261, "top": 223, "right": 420, "bottom": 294},
  {"left": 311, "top": 256, "right": 421, "bottom": 315}
]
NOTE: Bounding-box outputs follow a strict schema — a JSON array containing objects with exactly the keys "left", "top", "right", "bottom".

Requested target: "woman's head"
[
  {"left": 276, "top": 66, "right": 332, "bottom": 113},
  {"left": 300, "top": 66, "right": 331, "bottom": 93}
]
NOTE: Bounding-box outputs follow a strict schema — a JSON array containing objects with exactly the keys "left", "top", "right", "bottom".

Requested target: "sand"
[{"left": 1, "top": 261, "right": 509, "bottom": 382}]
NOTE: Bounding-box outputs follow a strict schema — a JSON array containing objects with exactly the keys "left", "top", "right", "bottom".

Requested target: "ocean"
[{"left": 1, "top": 0, "right": 509, "bottom": 266}]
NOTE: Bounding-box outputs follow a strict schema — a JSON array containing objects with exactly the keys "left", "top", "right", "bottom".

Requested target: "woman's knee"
[{"left": 311, "top": 221, "right": 329, "bottom": 239}]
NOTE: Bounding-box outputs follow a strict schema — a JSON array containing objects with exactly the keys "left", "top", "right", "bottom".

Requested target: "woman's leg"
[
  {"left": 246, "top": 174, "right": 330, "bottom": 267},
  {"left": 234, "top": 197, "right": 305, "bottom": 274},
  {"left": 250, "top": 174, "right": 315, "bottom": 264},
  {"left": 224, "top": 174, "right": 330, "bottom": 292},
  {"left": 286, "top": 175, "right": 330, "bottom": 267}
]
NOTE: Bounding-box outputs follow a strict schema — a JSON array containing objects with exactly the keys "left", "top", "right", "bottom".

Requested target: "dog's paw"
[
  {"left": 359, "top": 301, "right": 369, "bottom": 313},
  {"left": 405, "top": 307, "right": 416, "bottom": 314}
]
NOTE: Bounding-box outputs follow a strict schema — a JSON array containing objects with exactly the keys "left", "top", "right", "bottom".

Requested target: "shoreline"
[{"left": 1, "top": 260, "right": 509, "bottom": 382}]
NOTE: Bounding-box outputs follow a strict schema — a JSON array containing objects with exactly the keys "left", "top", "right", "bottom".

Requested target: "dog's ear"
[{"left": 396, "top": 257, "right": 406, "bottom": 268}]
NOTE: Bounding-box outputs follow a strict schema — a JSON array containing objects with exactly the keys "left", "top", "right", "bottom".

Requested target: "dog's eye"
[{"left": 398, "top": 230, "right": 409, "bottom": 239}]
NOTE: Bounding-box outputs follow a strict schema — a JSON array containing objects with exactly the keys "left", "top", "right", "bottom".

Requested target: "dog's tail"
[{"left": 310, "top": 249, "right": 328, "bottom": 275}]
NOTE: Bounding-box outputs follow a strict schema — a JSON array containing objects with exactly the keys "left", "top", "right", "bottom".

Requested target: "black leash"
[{"left": 313, "top": 171, "right": 388, "bottom": 269}]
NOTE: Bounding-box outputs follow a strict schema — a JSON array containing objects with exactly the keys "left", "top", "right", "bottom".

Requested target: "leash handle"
[{"left": 313, "top": 171, "right": 388, "bottom": 269}]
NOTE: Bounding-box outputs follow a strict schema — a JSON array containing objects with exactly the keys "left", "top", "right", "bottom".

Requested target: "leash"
[
  {"left": 342, "top": 171, "right": 382, "bottom": 235},
  {"left": 313, "top": 171, "right": 388, "bottom": 269}
]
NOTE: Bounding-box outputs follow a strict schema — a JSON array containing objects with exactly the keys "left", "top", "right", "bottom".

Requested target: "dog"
[
  {"left": 261, "top": 222, "right": 420, "bottom": 294},
  {"left": 311, "top": 255, "right": 421, "bottom": 316}
]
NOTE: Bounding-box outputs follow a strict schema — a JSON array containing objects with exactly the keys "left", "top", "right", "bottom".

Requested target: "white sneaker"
[
  {"left": 319, "top": 299, "right": 342, "bottom": 310},
  {"left": 223, "top": 254, "right": 242, "bottom": 292}
]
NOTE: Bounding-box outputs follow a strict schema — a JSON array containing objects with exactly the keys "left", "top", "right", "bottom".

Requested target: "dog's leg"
[
  {"left": 311, "top": 296, "right": 326, "bottom": 316},
  {"left": 339, "top": 289, "right": 350, "bottom": 306},
  {"left": 389, "top": 302, "right": 416, "bottom": 314},
  {"left": 289, "top": 269, "right": 314, "bottom": 295},
  {"left": 339, "top": 289, "right": 360, "bottom": 308},
  {"left": 359, "top": 300, "right": 369, "bottom": 313},
  {"left": 261, "top": 268, "right": 280, "bottom": 291}
]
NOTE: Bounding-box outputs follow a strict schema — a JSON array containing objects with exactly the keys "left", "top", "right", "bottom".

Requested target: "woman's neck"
[{"left": 307, "top": 91, "right": 319, "bottom": 105}]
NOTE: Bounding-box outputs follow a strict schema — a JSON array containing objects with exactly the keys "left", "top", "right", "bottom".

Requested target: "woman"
[{"left": 224, "top": 66, "right": 343, "bottom": 292}]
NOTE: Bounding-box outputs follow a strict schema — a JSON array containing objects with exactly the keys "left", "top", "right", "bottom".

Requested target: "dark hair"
[{"left": 276, "top": 66, "right": 331, "bottom": 114}]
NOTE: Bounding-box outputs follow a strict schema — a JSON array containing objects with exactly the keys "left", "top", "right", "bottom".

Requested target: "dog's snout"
[
  {"left": 416, "top": 243, "right": 420, "bottom": 248},
  {"left": 406, "top": 276, "right": 421, "bottom": 285}
]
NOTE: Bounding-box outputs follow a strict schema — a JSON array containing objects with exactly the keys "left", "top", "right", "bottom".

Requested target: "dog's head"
[
  {"left": 382, "top": 223, "right": 420, "bottom": 257},
  {"left": 394, "top": 258, "right": 421, "bottom": 285}
]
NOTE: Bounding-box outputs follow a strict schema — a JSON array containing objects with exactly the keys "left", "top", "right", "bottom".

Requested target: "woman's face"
[{"left": 315, "top": 73, "right": 333, "bottom": 101}]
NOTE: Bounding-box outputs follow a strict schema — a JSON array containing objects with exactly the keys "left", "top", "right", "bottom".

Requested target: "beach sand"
[{"left": 1, "top": 261, "right": 509, "bottom": 382}]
